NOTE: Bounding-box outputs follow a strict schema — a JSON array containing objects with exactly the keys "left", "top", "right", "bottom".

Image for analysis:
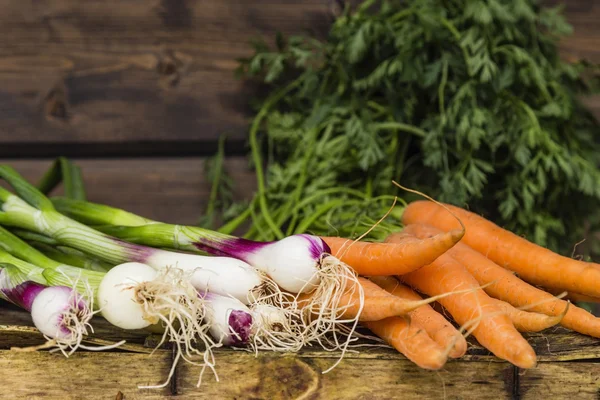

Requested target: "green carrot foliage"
[{"left": 220, "top": 0, "right": 600, "bottom": 253}]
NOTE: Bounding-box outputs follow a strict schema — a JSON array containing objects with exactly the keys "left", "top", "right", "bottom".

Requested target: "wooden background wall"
[{"left": 0, "top": 0, "right": 599, "bottom": 225}]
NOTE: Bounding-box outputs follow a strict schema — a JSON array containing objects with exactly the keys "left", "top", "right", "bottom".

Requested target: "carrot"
[
  {"left": 563, "top": 293, "right": 600, "bottom": 304},
  {"left": 321, "top": 228, "right": 464, "bottom": 276},
  {"left": 490, "top": 298, "right": 567, "bottom": 332},
  {"left": 297, "top": 277, "right": 475, "bottom": 322},
  {"left": 401, "top": 200, "right": 600, "bottom": 298},
  {"left": 369, "top": 275, "right": 468, "bottom": 358},
  {"left": 542, "top": 286, "right": 600, "bottom": 304},
  {"left": 399, "top": 224, "right": 600, "bottom": 338},
  {"left": 363, "top": 317, "right": 448, "bottom": 370},
  {"left": 386, "top": 234, "right": 537, "bottom": 369}
]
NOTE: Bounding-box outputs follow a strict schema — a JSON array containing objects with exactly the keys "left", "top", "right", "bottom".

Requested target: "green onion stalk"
[{"left": 31, "top": 241, "right": 112, "bottom": 273}]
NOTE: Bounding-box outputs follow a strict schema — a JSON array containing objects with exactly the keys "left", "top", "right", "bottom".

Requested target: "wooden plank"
[
  {"left": 0, "top": 325, "right": 153, "bottom": 354},
  {"left": 1, "top": 157, "right": 256, "bottom": 225},
  {"left": 0, "top": 0, "right": 335, "bottom": 156},
  {"left": 0, "top": 350, "right": 514, "bottom": 399},
  {"left": 0, "top": 351, "right": 174, "bottom": 399},
  {"left": 3, "top": 300, "right": 600, "bottom": 398},
  {"left": 521, "top": 328, "right": 600, "bottom": 362},
  {"left": 519, "top": 363, "right": 600, "bottom": 399},
  {"left": 2, "top": 349, "right": 600, "bottom": 399},
  {"left": 177, "top": 355, "right": 514, "bottom": 399},
  {"left": 554, "top": 0, "right": 600, "bottom": 63},
  {"left": 0, "top": 1, "right": 597, "bottom": 156}
]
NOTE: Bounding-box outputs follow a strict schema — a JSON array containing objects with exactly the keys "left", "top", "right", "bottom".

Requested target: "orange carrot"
[
  {"left": 369, "top": 275, "right": 467, "bottom": 358},
  {"left": 402, "top": 200, "right": 600, "bottom": 297},
  {"left": 321, "top": 229, "right": 463, "bottom": 276},
  {"left": 364, "top": 317, "right": 448, "bottom": 370},
  {"left": 489, "top": 298, "right": 567, "bottom": 332},
  {"left": 400, "top": 224, "right": 600, "bottom": 338},
  {"left": 542, "top": 286, "right": 600, "bottom": 304},
  {"left": 386, "top": 234, "right": 537, "bottom": 369},
  {"left": 298, "top": 277, "right": 472, "bottom": 322}
]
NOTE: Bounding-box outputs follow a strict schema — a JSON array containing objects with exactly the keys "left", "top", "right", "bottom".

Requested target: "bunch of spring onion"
[
  {"left": 0, "top": 223, "right": 274, "bottom": 388},
  {"left": 0, "top": 165, "right": 366, "bottom": 378},
  {"left": 48, "top": 195, "right": 367, "bottom": 347},
  {"left": 0, "top": 223, "right": 216, "bottom": 382}
]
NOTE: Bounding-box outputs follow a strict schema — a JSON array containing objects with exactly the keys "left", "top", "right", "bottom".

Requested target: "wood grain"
[
  {"left": 0, "top": 0, "right": 335, "bottom": 156},
  {"left": 178, "top": 355, "right": 514, "bottom": 399},
  {"left": 519, "top": 363, "right": 600, "bottom": 399},
  {"left": 1, "top": 157, "right": 256, "bottom": 225},
  {"left": 522, "top": 329, "right": 600, "bottom": 362},
  {"left": 0, "top": 350, "right": 515, "bottom": 399},
  {"left": 554, "top": 0, "right": 600, "bottom": 63},
  {"left": 2, "top": 301, "right": 600, "bottom": 398},
  {"left": 0, "top": 0, "right": 597, "bottom": 157},
  {"left": 0, "top": 351, "right": 174, "bottom": 399}
]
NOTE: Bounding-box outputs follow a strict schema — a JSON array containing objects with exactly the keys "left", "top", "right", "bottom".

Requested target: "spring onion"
[
  {"left": 200, "top": 292, "right": 305, "bottom": 352},
  {"left": 202, "top": 292, "right": 254, "bottom": 346},
  {"left": 0, "top": 166, "right": 268, "bottom": 304},
  {"left": 0, "top": 221, "right": 218, "bottom": 387},
  {"left": 44, "top": 262, "right": 221, "bottom": 389},
  {"left": 51, "top": 197, "right": 359, "bottom": 299},
  {"left": 0, "top": 262, "right": 122, "bottom": 355},
  {"left": 29, "top": 241, "right": 112, "bottom": 272}
]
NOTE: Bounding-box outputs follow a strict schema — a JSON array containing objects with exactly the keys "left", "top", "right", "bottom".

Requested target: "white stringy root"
[
  {"left": 131, "top": 268, "right": 221, "bottom": 389},
  {"left": 291, "top": 254, "right": 365, "bottom": 373},
  {"left": 237, "top": 274, "right": 305, "bottom": 353}
]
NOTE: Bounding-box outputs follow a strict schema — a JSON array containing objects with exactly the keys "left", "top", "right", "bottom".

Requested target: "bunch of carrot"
[{"left": 319, "top": 199, "right": 600, "bottom": 370}]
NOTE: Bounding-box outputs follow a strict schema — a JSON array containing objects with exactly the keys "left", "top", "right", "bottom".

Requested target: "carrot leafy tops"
[{"left": 231, "top": 0, "right": 600, "bottom": 255}]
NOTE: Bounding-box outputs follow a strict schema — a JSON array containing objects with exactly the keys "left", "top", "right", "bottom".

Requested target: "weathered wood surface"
[
  {"left": 518, "top": 363, "right": 600, "bottom": 398},
  {"left": 0, "top": 351, "right": 514, "bottom": 400},
  {"left": 0, "top": 0, "right": 336, "bottom": 157},
  {"left": 1, "top": 158, "right": 256, "bottom": 225},
  {"left": 0, "top": 0, "right": 598, "bottom": 157},
  {"left": 2, "top": 303, "right": 600, "bottom": 399}
]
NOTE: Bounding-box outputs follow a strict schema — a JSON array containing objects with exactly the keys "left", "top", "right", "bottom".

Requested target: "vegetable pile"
[
  {"left": 2, "top": 159, "right": 600, "bottom": 386},
  {"left": 1, "top": 0, "right": 600, "bottom": 388},
  {"left": 218, "top": 0, "right": 600, "bottom": 255}
]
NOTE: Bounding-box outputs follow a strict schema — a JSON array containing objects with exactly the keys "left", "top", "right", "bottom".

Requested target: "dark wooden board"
[
  {"left": 1, "top": 158, "right": 256, "bottom": 225},
  {"left": 0, "top": 0, "right": 598, "bottom": 157},
  {"left": 553, "top": 1, "right": 600, "bottom": 63},
  {"left": 0, "top": 0, "right": 336, "bottom": 157},
  {"left": 518, "top": 363, "right": 600, "bottom": 399}
]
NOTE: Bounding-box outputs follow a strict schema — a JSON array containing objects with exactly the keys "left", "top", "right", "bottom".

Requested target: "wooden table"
[{"left": 2, "top": 301, "right": 600, "bottom": 399}]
